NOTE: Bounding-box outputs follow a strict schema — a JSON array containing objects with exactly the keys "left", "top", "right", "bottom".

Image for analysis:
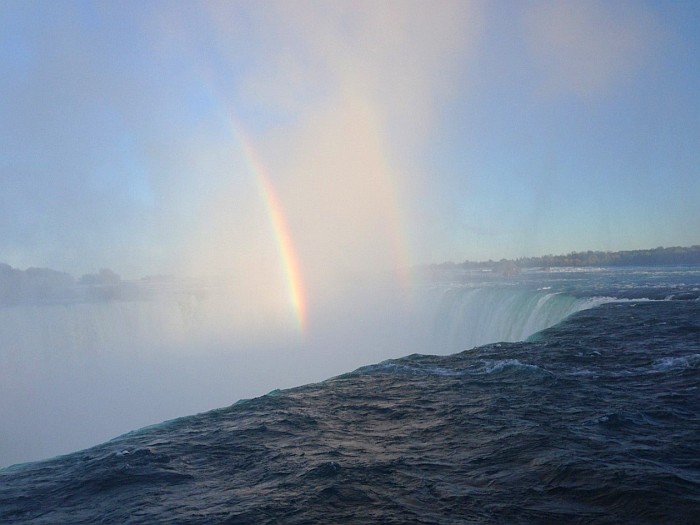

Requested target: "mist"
[{"left": 0, "top": 267, "right": 434, "bottom": 466}]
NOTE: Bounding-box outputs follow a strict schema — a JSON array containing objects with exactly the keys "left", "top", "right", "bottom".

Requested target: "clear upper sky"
[{"left": 1, "top": 0, "right": 699, "bottom": 280}]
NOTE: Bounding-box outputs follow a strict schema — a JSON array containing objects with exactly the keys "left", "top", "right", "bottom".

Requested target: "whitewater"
[{"left": 1, "top": 266, "right": 699, "bottom": 523}]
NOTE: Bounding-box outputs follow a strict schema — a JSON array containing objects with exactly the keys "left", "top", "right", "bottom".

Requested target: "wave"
[
  {"left": 651, "top": 354, "right": 700, "bottom": 372},
  {"left": 351, "top": 354, "right": 553, "bottom": 382}
]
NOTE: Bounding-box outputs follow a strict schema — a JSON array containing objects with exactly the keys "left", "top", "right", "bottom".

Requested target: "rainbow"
[
  {"left": 234, "top": 126, "right": 307, "bottom": 333},
  {"left": 190, "top": 63, "right": 307, "bottom": 333},
  {"left": 193, "top": 66, "right": 416, "bottom": 333}
]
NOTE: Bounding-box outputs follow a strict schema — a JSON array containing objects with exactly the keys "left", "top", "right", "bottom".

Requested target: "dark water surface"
[{"left": 2, "top": 295, "right": 699, "bottom": 523}]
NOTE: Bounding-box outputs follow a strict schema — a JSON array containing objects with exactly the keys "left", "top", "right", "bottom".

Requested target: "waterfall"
[{"left": 429, "top": 286, "right": 605, "bottom": 352}]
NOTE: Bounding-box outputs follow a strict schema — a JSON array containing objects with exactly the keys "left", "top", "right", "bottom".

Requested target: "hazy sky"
[{"left": 2, "top": 0, "right": 699, "bottom": 280}]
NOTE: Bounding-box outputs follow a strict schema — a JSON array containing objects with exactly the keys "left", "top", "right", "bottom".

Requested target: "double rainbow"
[{"left": 200, "top": 78, "right": 414, "bottom": 334}]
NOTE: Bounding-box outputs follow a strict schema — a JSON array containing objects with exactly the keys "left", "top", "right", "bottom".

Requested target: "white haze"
[{"left": 0, "top": 276, "right": 432, "bottom": 466}]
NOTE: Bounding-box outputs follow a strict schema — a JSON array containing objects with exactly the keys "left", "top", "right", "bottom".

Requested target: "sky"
[{"left": 2, "top": 0, "right": 699, "bottom": 283}]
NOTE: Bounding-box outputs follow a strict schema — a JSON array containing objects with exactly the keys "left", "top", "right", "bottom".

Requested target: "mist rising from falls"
[{"left": 0, "top": 276, "right": 602, "bottom": 468}]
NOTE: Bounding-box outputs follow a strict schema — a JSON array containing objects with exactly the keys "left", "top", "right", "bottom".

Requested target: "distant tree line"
[
  {"left": 513, "top": 245, "right": 700, "bottom": 268},
  {"left": 0, "top": 263, "right": 76, "bottom": 306},
  {"left": 452, "top": 245, "right": 700, "bottom": 271},
  {"left": 0, "top": 264, "right": 138, "bottom": 306}
]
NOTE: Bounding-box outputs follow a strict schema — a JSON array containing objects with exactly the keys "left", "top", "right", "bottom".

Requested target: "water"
[{"left": 1, "top": 267, "right": 699, "bottom": 523}]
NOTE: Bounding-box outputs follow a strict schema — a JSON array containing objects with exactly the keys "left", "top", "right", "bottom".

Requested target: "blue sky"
[{"left": 1, "top": 0, "right": 699, "bottom": 279}]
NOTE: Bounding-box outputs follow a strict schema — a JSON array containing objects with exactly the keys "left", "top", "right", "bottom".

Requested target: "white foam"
[{"left": 652, "top": 354, "right": 700, "bottom": 372}]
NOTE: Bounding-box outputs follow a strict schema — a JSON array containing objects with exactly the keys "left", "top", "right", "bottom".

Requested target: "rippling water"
[{"left": 1, "top": 269, "right": 699, "bottom": 523}]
